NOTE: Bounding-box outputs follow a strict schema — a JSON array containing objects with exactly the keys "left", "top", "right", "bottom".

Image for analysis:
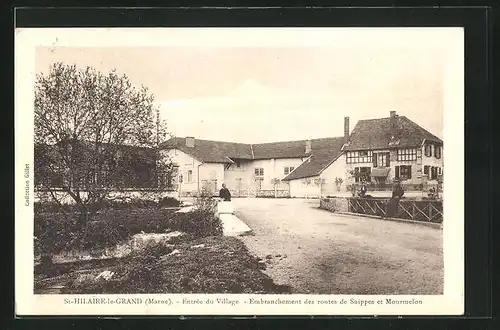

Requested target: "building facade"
[
  {"left": 160, "top": 137, "right": 334, "bottom": 197},
  {"left": 342, "top": 111, "right": 444, "bottom": 190},
  {"left": 35, "top": 111, "right": 443, "bottom": 199}
]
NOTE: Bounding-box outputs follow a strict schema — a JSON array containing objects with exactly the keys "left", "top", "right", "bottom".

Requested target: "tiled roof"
[
  {"left": 343, "top": 115, "right": 443, "bottom": 151},
  {"left": 160, "top": 137, "right": 342, "bottom": 163},
  {"left": 252, "top": 140, "right": 310, "bottom": 160},
  {"left": 281, "top": 137, "right": 346, "bottom": 181},
  {"left": 161, "top": 137, "right": 253, "bottom": 163}
]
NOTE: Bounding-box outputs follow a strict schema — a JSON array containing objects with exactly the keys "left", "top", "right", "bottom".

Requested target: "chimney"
[
  {"left": 185, "top": 137, "right": 195, "bottom": 148},
  {"left": 390, "top": 111, "right": 398, "bottom": 139},
  {"left": 344, "top": 117, "right": 350, "bottom": 143},
  {"left": 305, "top": 140, "right": 312, "bottom": 154}
]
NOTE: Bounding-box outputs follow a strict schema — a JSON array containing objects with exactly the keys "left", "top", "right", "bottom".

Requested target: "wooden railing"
[{"left": 346, "top": 197, "right": 443, "bottom": 223}]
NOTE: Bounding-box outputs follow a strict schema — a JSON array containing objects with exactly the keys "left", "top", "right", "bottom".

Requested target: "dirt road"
[{"left": 233, "top": 198, "right": 443, "bottom": 295}]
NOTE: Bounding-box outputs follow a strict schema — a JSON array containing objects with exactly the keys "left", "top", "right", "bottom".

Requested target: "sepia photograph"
[{"left": 15, "top": 27, "right": 464, "bottom": 315}]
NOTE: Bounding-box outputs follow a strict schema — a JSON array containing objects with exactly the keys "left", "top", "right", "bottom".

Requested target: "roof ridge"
[
  {"left": 357, "top": 117, "right": 391, "bottom": 122},
  {"left": 168, "top": 135, "right": 345, "bottom": 146},
  {"left": 253, "top": 136, "right": 344, "bottom": 145}
]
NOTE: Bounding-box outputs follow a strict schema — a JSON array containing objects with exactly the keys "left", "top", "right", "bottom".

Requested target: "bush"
[
  {"left": 34, "top": 203, "right": 224, "bottom": 258},
  {"left": 34, "top": 213, "right": 81, "bottom": 256},
  {"left": 177, "top": 208, "right": 223, "bottom": 238},
  {"left": 34, "top": 201, "right": 75, "bottom": 214},
  {"left": 158, "top": 197, "right": 181, "bottom": 207},
  {"left": 34, "top": 208, "right": 178, "bottom": 256}
]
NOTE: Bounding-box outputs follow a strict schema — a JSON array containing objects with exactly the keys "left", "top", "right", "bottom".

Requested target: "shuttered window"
[
  {"left": 395, "top": 165, "right": 412, "bottom": 180},
  {"left": 424, "top": 144, "right": 431, "bottom": 157}
]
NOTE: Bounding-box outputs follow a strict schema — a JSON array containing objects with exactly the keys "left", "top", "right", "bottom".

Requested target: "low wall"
[
  {"left": 255, "top": 190, "right": 291, "bottom": 198},
  {"left": 319, "top": 197, "right": 348, "bottom": 213}
]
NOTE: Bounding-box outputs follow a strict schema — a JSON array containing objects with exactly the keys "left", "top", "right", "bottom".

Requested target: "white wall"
[
  {"left": 320, "top": 154, "right": 348, "bottom": 195},
  {"left": 199, "top": 163, "right": 225, "bottom": 194},
  {"left": 162, "top": 149, "right": 314, "bottom": 196},
  {"left": 163, "top": 149, "right": 202, "bottom": 194},
  {"left": 289, "top": 176, "right": 321, "bottom": 198},
  {"left": 223, "top": 160, "right": 254, "bottom": 196},
  {"left": 250, "top": 158, "right": 304, "bottom": 191},
  {"left": 163, "top": 149, "right": 226, "bottom": 195},
  {"left": 288, "top": 155, "right": 347, "bottom": 198}
]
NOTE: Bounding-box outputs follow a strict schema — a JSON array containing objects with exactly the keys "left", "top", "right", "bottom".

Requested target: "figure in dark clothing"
[
  {"left": 358, "top": 182, "right": 368, "bottom": 197},
  {"left": 428, "top": 187, "right": 436, "bottom": 199},
  {"left": 219, "top": 183, "right": 232, "bottom": 201},
  {"left": 386, "top": 179, "right": 404, "bottom": 218},
  {"left": 392, "top": 180, "right": 404, "bottom": 198}
]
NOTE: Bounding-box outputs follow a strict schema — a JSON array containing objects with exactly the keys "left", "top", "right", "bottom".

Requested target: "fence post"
[
  {"left": 428, "top": 201, "right": 433, "bottom": 221},
  {"left": 412, "top": 202, "right": 415, "bottom": 220}
]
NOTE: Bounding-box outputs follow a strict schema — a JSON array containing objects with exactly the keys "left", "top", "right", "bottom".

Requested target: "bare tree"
[
  {"left": 313, "top": 177, "right": 325, "bottom": 198},
  {"left": 271, "top": 178, "right": 281, "bottom": 198},
  {"left": 34, "top": 62, "right": 173, "bottom": 226}
]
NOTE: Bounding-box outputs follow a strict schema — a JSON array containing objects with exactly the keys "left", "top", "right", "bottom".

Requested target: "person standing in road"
[{"left": 219, "top": 183, "right": 232, "bottom": 202}]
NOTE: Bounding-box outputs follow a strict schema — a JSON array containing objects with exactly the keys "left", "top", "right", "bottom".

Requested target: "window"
[
  {"left": 374, "top": 153, "right": 390, "bottom": 167},
  {"left": 424, "top": 144, "right": 432, "bottom": 157},
  {"left": 236, "top": 162, "right": 241, "bottom": 168},
  {"left": 354, "top": 167, "right": 371, "bottom": 182},
  {"left": 284, "top": 166, "right": 295, "bottom": 175},
  {"left": 424, "top": 165, "right": 429, "bottom": 175},
  {"left": 346, "top": 151, "right": 373, "bottom": 164},
  {"left": 395, "top": 165, "right": 412, "bottom": 180},
  {"left": 435, "top": 146, "right": 442, "bottom": 159},
  {"left": 187, "top": 170, "right": 193, "bottom": 183},
  {"left": 397, "top": 149, "right": 417, "bottom": 161},
  {"left": 430, "top": 166, "right": 438, "bottom": 180},
  {"left": 255, "top": 168, "right": 264, "bottom": 177},
  {"left": 438, "top": 167, "right": 442, "bottom": 175}
]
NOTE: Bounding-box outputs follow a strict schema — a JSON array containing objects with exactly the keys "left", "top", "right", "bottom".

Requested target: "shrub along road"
[{"left": 234, "top": 198, "right": 443, "bottom": 295}]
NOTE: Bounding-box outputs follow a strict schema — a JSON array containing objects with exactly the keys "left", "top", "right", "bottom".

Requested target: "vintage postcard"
[{"left": 15, "top": 27, "right": 464, "bottom": 316}]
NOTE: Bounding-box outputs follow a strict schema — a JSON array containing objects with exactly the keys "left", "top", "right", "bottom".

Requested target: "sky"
[{"left": 35, "top": 30, "right": 448, "bottom": 143}]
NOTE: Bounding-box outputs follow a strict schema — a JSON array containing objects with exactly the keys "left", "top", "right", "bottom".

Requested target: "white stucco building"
[{"left": 160, "top": 136, "right": 343, "bottom": 198}]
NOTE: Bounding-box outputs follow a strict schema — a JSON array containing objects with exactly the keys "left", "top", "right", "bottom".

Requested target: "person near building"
[
  {"left": 219, "top": 183, "right": 232, "bottom": 202},
  {"left": 386, "top": 178, "right": 404, "bottom": 218},
  {"left": 359, "top": 181, "right": 368, "bottom": 197}
]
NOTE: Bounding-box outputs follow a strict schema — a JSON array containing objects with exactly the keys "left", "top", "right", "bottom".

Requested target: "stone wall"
[{"left": 319, "top": 197, "right": 348, "bottom": 213}]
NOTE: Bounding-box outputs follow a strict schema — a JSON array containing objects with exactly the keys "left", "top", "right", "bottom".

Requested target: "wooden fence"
[{"left": 346, "top": 197, "right": 443, "bottom": 223}]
